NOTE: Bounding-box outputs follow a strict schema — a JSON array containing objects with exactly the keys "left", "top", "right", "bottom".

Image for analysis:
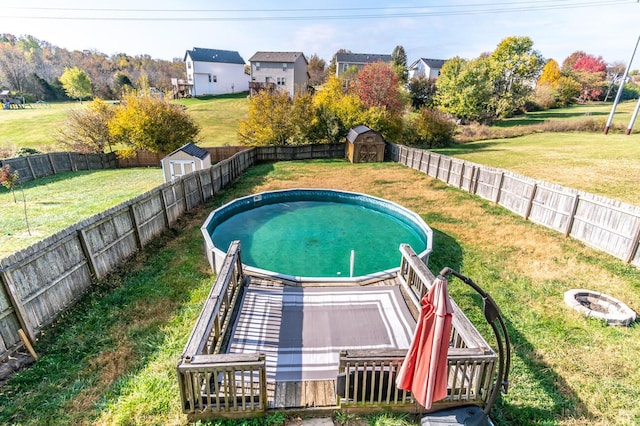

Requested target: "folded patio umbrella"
[{"left": 396, "top": 275, "right": 454, "bottom": 409}]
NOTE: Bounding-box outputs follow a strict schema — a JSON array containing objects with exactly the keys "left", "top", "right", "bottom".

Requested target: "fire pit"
[{"left": 564, "top": 289, "right": 636, "bottom": 326}]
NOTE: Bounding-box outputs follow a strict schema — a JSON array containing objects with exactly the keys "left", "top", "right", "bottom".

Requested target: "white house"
[
  {"left": 184, "top": 47, "right": 249, "bottom": 96},
  {"left": 248, "top": 52, "right": 309, "bottom": 97},
  {"left": 334, "top": 53, "right": 392, "bottom": 77},
  {"left": 408, "top": 58, "right": 447, "bottom": 80}
]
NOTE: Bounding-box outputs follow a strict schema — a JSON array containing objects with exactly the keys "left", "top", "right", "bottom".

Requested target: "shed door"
[{"left": 169, "top": 160, "right": 196, "bottom": 180}]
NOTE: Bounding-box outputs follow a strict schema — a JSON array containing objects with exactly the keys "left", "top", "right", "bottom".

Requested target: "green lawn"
[
  {"left": 0, "top": 102, "right": 81, "bottom": 153},
  {"left": 434, "top": 104, "right": 640, "bottom": 206},
  {"left": 0, "top": 94, "right": 250, "bottom": 156},
  {"left": 0, "top": 168, "right": 164, "bottom": 258},
  {"left": 1, "top": 160, "right": 638, "bottom": 426},
  {"left": 177, "top": 93, "right": 249, "bottom": 147}
]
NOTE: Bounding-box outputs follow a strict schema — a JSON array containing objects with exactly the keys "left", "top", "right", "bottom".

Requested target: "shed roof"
[
  {"left": 184, "top": 47, "right": 245, "bottom": 64},
  {"left": 335, "top": 53, "right": 392, "bottom": 64},
  {"left": 346, "top": 125, "right": 380, "bottom": 142},
  {"left": 249, "top": 51, "right": 307, "bottom": 63},
  {"left": 166, "top": 142, "right": 210, "bottom": 160}
]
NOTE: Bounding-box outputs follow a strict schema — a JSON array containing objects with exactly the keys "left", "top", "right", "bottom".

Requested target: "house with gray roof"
[
  {"left": 248, "top": 51, "right": 309, "bottom": 97},
  {"left": 184, "top": 47, "right": 249, "bottom": 96},
  {"left": 334, "top": 52, "right": 393, "bottom": 77},
  {"left": 408, "top": 58, "right": 447, "bottom": 80}
]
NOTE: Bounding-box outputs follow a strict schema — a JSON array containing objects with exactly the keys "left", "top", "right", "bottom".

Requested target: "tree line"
[
  {"left": 240, "top": 36, "right": 640, "bottom": 148},
  {"left": 0, "top": 33, "right": 183, "bottom": 102}
]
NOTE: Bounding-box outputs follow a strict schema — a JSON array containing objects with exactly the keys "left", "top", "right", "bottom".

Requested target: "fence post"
[
  {"left": 129, "top": 203, "right": 144, "bottom": 249},
  {"left": 434, "top": 155, "right": 441, "bottom": 179},
  {"left": 0, "top": 267, "right": 37, "bottom": 344},
  {"left": 446, "top": 158, "right": 453, "bottom": 184},
  {"left": 524, "top": 183, "right": 538, "bottom": 220},
  {"left": 48, "top": 153, "right": 57, "bottom": 174},
  {"left": 159, "top": 187, "right": 171, "bottom": 228},
  {"left": 495, "top": 171, "right": 505, "bottom": 204},
  {"left": 458, "top": 162, "right": 465, "bottom": 189},
  {"left": 564, "top": 194, "right": 580, "bottom": 237},
  {"left": 78, "top": 228, "right": 100, "bottom": 279},
  {"left": 625, "top": 219, "right": 640, "bottom": 263},
  {"left": 25, "top": 156, "right": 36, "bottom": 180}
]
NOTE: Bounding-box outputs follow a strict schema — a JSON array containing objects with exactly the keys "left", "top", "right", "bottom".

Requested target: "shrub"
[
  {"left": 15, "top": 147, "right": 41, "bottom": 157},
  {"left": 109, "top": 90, "right": 200, "bottom": 156},
  {"left": 58, "top": 98, "right": 116, "bottom": 153},
  {"left": 406, "top": 108, "right": 457, "bottom": 148}
]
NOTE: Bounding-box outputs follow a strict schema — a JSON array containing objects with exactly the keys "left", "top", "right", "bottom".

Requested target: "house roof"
[
  {"left": 409, "top": 58, "right": 447, "bottom": 69},
  {"left": 184, "top": 47, "right": 245, "bottom": 64},
  {"left": 249, "top": 51, "right": 307, "bottom": 64},
  {"left": 167, "top": 142, "right": 210, "bottom": 160},
  {"left": 335, "top": 53, "right": 392, "bottom": 64}
]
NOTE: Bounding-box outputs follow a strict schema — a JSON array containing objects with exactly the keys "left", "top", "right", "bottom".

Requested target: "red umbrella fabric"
[{"left": 396, "top": 275, "right": 454, "bottom": 409}]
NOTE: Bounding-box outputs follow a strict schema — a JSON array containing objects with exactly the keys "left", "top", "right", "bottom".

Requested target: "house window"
[
  {"left": 187, "top": 62, "right": 191, "bottom": 69},
  {"left": 212, "top": 75, "right": 217, "bottom": 82},
  {"left": 282, "top": 63, "right": 287, "bottom": 71},
  {"left": 208, "top": 74, "right": 212, "bottom": 83},
  {"left": 255, "top": 62, "right": 260, "bottom": 70},
  {"left": 277, "top": 77, "right": 286, "bottom": 86},
  {"left": 188, "top": 74, "right": 192, "bottom": 82}
]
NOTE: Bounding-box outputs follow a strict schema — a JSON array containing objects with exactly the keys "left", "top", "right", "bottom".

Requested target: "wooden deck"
[{"left": 177, "top": 243, "right": 499, "bottom": 419}]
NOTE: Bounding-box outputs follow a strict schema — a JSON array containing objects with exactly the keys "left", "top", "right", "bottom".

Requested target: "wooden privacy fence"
[
  {"left": 0, "top": 143, "right": 345, "bottom": 362},
  {"left": 387, "top": 143, "right": 640, "bottom": 268},
  {"left": 0, "top": 149, "right": 258, "bottom": 361},
  {"left": 0, "top": 152, "right": 118, "bottom": 184}
]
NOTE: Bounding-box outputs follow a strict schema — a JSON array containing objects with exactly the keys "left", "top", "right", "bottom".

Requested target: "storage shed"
[
  {"left": 161, "top": 142, "right": 211, "bottom": 182},
  {"left": 345, "top": 125, "right": 385, "bottom": 163}
]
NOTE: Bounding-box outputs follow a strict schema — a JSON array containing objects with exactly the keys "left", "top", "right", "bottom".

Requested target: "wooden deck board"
[{"left": 273, "top": 380, "right": 337, "bottom": 408}]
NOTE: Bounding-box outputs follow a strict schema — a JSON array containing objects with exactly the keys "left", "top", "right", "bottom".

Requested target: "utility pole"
[{"left": 604, "top": 35, "right": 640, "bottom": 134}]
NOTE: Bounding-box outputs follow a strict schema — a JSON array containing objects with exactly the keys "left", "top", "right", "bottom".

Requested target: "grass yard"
[
  {"left": 177, "top": 93, "right": 249, "bottom": 146},
  {"left": 1, "top": 160, "right": 639, "bottom": 426},
  {"left": 434, "top": 132, "right": 640, "bottom": 205},
  {"left": 0, "top": 94, "right": 250, "bottom": 156},
  {"left": 0, "top": 102, "right": 81, "bottom": 153},
  {"left": 0, "top": 168, "right": 164, "bottom": 259}
]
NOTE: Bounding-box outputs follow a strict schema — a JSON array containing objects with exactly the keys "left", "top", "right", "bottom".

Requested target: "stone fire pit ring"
[{"left": 564, "top": 289, "right": 637, "bottom": 326}]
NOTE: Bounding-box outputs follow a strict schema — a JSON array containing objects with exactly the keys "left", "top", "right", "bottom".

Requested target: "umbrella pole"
[{"left": 438, "top": 267, "right": 512, "bottom": 424}]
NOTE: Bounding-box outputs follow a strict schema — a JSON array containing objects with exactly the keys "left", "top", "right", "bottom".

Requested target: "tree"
[
  {"left": 109, "top": 91, "right": 200, "bottom": 156},
  {"left": 0, "top": 165, "right": 30, "bottom": 234},
  {"left": 59, "top": 66, "right": 92, "bottom": 101},
  {"left": 58, "top": 98, "right": 116, "bottom": 153},
  {"left": 408, "top": 76, "right": 437, "bottom": 109},
  {"left": 537, "top": 59, "right": 562, "bottom": 87},
  {"left": 561, "top": 51, "right": 586, "bottom": 73},
  {"left": 1, "top": 164, "right": 20, "bottom": 203},
  {"left": 312, "top": 75, "right": 367, "bottom": 142},
  {"left": 435, "top": 56, "right": 493, "bottom": 122},
  {"left": 354, "top": 61, "right": 406, "bottom": 116},
  {"left": 307, "top": 54, "right": 327, "bottom": 86},
  {"left": 391, "top": 45, "right": 408, "bottom": 83},
  {"left": 488, "top": 36, "right": 545, "bottom": 118},
  {"left": 0, "top": 42, "right": 32, "bottom": 93},
  {"left": 571, "top": 53, "right": 607, "bottom": 101},
  {"left": 238, "top": 90, "right": 296, "bottom": 145}
]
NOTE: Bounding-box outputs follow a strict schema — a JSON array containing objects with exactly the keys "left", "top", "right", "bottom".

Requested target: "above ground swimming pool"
[{"left": 202, "top": 189, "right": 432, "bottom": 281}]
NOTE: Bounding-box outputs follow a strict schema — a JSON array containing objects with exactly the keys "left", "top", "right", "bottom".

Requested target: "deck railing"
[
  {"left": 177, "top": 241, "right": 268, "bottom": 417},
  {"left": 336, "top": 244, "right": 497, "bottom": 410},
  {"left": 178, "top": 241, "right": 498, "bottom": 417}
]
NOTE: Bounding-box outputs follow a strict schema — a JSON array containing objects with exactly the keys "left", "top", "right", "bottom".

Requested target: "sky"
[{"left": 0, "top": 0, "right": 638, "bottom": 68}]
